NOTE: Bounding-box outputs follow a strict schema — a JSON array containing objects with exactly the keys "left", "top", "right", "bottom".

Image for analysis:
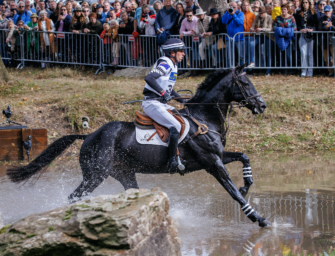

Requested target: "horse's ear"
[{"left": 235, "top": 63, "right": 247, "bottom": 74}]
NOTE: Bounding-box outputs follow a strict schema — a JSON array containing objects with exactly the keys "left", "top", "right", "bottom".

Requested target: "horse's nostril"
[{"left": 260, "top": 104, "right": 267, "bottom": 110}]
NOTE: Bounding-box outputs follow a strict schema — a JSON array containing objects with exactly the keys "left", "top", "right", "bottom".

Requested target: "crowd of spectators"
[{"left": 1, "top": 0, "right": 335, "bottom": 76}]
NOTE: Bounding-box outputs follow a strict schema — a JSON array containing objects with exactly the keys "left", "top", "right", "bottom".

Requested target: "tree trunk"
[
  {"left": 199, "top": 0, "right": 229, "bottom": 13},
  {"left": 0, "top": 55, "right": 11, "bottom": 84}
]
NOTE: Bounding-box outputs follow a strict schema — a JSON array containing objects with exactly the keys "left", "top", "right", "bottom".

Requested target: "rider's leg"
[
  {"left": 142, "top": 100, "right": 182, "bottom": 172},
  {"left": 222, "top": 151, "right": 253, "bottom": 197}
]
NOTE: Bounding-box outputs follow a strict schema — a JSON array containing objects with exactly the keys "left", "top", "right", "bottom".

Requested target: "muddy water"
[{"left": 1, "top": 152, "right": 335, "bottom": 256}]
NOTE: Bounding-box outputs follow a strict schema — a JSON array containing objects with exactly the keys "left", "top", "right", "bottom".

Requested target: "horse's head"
[{"left": 229, "top": 64, "right": 267, "bottom": 114}]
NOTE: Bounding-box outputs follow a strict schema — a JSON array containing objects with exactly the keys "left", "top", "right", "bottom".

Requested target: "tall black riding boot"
[{"left": 167, "top": 127, "right": 180, "bottom": 173}]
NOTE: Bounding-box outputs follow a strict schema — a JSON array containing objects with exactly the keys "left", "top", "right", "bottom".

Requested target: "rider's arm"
[{"left": 144, "top": 60, "right": 172, "bottom": 95}]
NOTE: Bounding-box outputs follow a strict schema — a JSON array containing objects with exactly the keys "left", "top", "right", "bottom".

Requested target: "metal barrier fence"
[{"left": 1, "top": 28, "right": 335, "bottom": 73}]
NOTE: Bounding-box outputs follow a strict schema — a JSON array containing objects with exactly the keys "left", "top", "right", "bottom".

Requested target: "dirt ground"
[{"left": 0, "top": 67, "right": 334, "bottom": 158}]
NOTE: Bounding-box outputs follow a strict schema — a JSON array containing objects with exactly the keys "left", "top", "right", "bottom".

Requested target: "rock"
[
  {"left": 113, "top": 68, "right": 151, "bottom": 78},
  {"left": 0, "top": 188, "right": 181, "bottom": 256}
]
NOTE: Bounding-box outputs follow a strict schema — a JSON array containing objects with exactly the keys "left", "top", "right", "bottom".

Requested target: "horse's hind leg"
[
  {"left": 207, "top": 156, "right": 270, "bottom": 227},
  {"left": 222, "top": 151, "right": 253, "bottom": 197},
  {"left": 111, "top": 170, "right": 139, "bottom": 190}
]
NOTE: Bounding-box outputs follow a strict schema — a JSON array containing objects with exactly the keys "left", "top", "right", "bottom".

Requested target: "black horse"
[{"left": 7, "top": 64, "right": 270, "bottom": 227}]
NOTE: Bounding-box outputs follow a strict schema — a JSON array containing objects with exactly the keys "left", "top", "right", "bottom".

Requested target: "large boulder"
[{"left": 0, "top": 188, "right": 181, "bottom": 256}]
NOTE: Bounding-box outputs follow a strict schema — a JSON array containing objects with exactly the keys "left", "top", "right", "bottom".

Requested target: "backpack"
[{"left": 157, "top": 30, "right": 170, "bottom": 45}]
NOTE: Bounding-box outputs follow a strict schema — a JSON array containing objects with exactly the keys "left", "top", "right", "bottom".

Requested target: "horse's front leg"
[
  {"left": 207, "top": 156, "right": 270, "bottom": 228},
  {"left": 222, "top": 151, "right": 253, "bottom": 197}
]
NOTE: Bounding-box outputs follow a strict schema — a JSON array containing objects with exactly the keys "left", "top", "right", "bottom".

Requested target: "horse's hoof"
[
  {"left": 259, "top": 219, "right": 271, "bottom": 228},
  {"left": 239, "top": 187, "right": 248, "bottom": 197}
]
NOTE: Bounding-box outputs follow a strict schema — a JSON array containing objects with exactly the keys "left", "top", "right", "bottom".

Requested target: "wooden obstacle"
[{"left": 0, "top": 126, "right": 48, "bottom": 161}]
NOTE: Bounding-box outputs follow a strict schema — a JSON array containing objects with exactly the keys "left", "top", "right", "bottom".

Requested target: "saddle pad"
[{"left": 136, "top": 116, "right": 190, "bottom": 147}]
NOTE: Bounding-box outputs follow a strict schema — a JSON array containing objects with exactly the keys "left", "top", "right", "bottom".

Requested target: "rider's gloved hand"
[{"left": 162, "top": 91, "right": 172, "bottom": 103}]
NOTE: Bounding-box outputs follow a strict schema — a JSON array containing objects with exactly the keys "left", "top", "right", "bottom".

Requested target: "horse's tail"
[{"left": 7, "top": 135, "right": 87, "bottom": 183}]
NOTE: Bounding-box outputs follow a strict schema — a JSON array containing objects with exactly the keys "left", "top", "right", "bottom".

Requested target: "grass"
[{"left": 0, "top": 67, "right": 334, "bottom": 154}]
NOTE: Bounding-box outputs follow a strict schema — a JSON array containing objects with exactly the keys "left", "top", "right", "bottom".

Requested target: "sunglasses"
[
  {"left": 302, "top": 1, "right": 309, "bottom": 3},
  {"left": 320, "top": 3, "right": 326, "bottom": 5},
  {"left": 83, "top": 10, "right": 89, "bottom": 12},
  {"left": 19, "top": 6, "right": 24, "bottom": 7},
  {"left": 61, "top": 8, "right": 66, "bottom": 10},
  {"left": 186, "top": 14, "right": 192, "bottom": 17}
]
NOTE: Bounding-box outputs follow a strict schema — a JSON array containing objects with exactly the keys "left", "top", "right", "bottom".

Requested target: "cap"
[
  {"left": 96, "top": 4, "right": 103, "bottom": 8},
  {"left": 324, "top": 5, "right": 332, "bottom": 11}
]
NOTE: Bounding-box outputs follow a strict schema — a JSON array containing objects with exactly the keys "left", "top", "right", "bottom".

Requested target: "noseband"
[{"left": 232, "top": 71, "right": 261, "bottom": 108}]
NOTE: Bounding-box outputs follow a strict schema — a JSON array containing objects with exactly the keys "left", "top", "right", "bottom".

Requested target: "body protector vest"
[{"left": 144, "top": 56, "right": 178, "bottom": 96}]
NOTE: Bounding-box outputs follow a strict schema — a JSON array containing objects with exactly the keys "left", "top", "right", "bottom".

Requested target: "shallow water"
[{"left": 1, "top": 152, "right": 335, "bottom": 256}]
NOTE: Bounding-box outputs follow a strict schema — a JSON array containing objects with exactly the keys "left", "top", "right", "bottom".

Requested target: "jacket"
[
  {"left": 295, "top": 10, "right": 317, "bottom": 31},
  {"left": 251, "top": 14, "right": 272, "bottom": 32},
  {"left": 139, "top": 11, "right": 156, "bottom": 35},
  {"left": 154, "top": 6, "right": 178, "bottom": 33},
  {"left": 172, "top": 13, "right": 185, "bottom": 35},
  {"left": 190, "top": 4, "right": 200, "bottom": 15},
  {"left": 98, "top": 12, "right": 107, "bottom": 24},
  {"left": 208, "top": 15, "right": 226, "bottom": 35},
  {"left": 0, "top": 18, "right": 9, "bottom": 29},
  {"left": 134, "top": 6, "right": 155, "bottom": 29},
  {"left": 55, "top": 14, "right": 72, "bottom": 32},
  {"left": 100, "top": 29, "right": 112, "bottom": 44},
  {"left": 26, "top": 20, "right": 40, "bottom": 53},
  {"left": 274, "top": 27, "right": 295, "bottom": 50},
  {"left": 318, "top": 14, "right": 335, "bottom": 46},
  {"left": 180, "top": 15, "right": 198, "bottom": 35},
  {"left": 84, "top": 20, "right": 103, "bottom": 35},
  {"left": 69, "top": 17, "right": 86, "bottom": 33},
  {"left": 222, "top": 10, "right": 245, "bottom": 40},
  {"left": 13, "top": 10, "right": 31, "bottom": 25},
  {"left": 196, "top": 15, "right": 214, "bottom": 45},
  {"left": 118, "top": 18, "right": 134, "bottom": 35},
  {"left": 243, "top": 10, "right": 255, "bottom": 33}
]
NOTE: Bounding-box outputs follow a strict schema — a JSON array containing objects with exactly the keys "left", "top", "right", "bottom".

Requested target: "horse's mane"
[{"left": 188, "top": 69, "right": 232, "bottom": 103}]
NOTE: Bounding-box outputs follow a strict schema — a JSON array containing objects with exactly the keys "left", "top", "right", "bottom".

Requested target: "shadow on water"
[{"left": 0, "top": 152, "right": 335, "bottom": 256}]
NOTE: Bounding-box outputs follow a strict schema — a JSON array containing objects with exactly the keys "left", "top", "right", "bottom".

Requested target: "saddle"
[{"left": 135, "top": 110, "right": 185, "bottom": 143}]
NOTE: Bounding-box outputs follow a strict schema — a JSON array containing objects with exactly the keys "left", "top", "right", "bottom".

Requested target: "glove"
[{"left": 162, "top": 92, "right": 172, "bottom": 103}]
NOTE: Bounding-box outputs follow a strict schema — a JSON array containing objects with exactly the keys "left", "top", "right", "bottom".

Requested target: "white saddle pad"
[{"left": 136, "top": 116, "right": 190, "bottom": 147}]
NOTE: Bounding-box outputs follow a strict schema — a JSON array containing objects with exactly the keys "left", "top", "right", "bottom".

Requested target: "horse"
[{"left": 7, "top": 64, "right": 270, "bottom": 227}]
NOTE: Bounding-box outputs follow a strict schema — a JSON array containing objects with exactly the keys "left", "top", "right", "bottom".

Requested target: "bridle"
[{"left": 180, "top": 70, "right": 262, "bottom": 146}]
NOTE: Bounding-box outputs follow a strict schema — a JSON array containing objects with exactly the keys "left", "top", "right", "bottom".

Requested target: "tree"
[{"left": 0, "top": 55, "right": 11, "bottom": 84}]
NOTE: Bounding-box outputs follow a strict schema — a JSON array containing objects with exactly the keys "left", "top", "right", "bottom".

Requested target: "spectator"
[
  {"left": 81, "top": 2, "right": 89, "bottom": 8},
  {"left": 273, "top": 3, "right": 297, "bottom": 70},
  {"left": 272, "top": 0, "right": 281, "bottom": 20},
  {"left": 242, "top": 0, "right": 255, "bottom": 72},
  {"left": 222, "top": 2, "right": 245, "bottom": 66},
  {"left": 84, "top": 12, "right": 103, "bottom": 63},
  {"left": 266, "top": 4, "right": 273, "bottom": 15},
  {"left": 296, "top": 0, "right": 317, "bottom": 77},
  {"left": 173, "top": 2, "right": 185, "bottom": 35},
  {"left": 0, "top": 12, "right": 9, "bottom": 28},
  {"left": 153, "top": 0, "right": 162, "bottom": 13},
  {"left": 25, "top": 0, "right": 35, "bottom": 14},
  {"left": 38, "top": 10, "right": 56, "bottom": 66},
  {"left": 131, "top": 2, "right": 137, "bottom": 12},
  {"left": 6, "top": 19, "right": 15, "bottom": 53},
  {"left": 282, "top": 0, "right": 288, "bottom": 4},
  {"left": 49, "top": 1, "right": 56, "bottom": 13},
  {"left": 254, "top": 0, "right": 264, "bottom": 7},
  {"left": 0, "top": 1, "right": 6, "bottom": 17},
  {"left": 65, "top": 1, "right": 73, "bottom": 16},
  {"left": 83, "top": 7, "right": 90, "bottom": 23},
  {"left": 118, "top": 10, "right": 134, "bottom": 65},
  {"left": 289, "top": 1, "right": 296, "bottom": 14},
  {"left": 318, "top": 5, "right": 335, "bottom": 76},
  {"left": 202, "top": 8, "right": 226, "bottom": 66},
  {"left": 251, "top": 6, "right": 273, "bottom": 76},
  {"left": 96, "top": 4, "right": 106, "bottom": 23},
  {"left": 100, "top": 22, "right": 112, "bottom": 63},
  {"left": 184, "top": 0, "right": 200, "bottom": 15},
  {"left": 84, "top": 12, "right": 103, "bottom": 34},
  {"left": 106, "top": 9, "right": 116, "bottom": 23},
  {"left": 49, "top": 1, "right": 59, "bottom": 22},
  {"left": 37, "top": 0, "right": 52, "bottom": 18},
  {"left": 316, "top": 0, "right": 326, "bottom": 19},
  {"left": 32, "top": 0, "right": 38, "bottom": 9},
  {"left": 134, "top": 0, "right": 154, "bottom": 33},
  {"left": 70, "top": 6, "right": 86, "bottom": 64},
  {"left": 9, "top": 1, "right": 17, "bottom": 11},
  {"left": 252, "top": 5, "right": 259, "bottom": 14},
  {"left": 114, "top": 0, "right": 121, "bottom": 17},
  {"left": 12, "top": 19, "right": 24, "bottom": 59},
  {"left": 55, "top": 4, "right": 72, "bottom": 62},
  {"left": 108, "top": 19, "right": 119, "bottom": 65},
  {"left": 91, "top": 3, "right": 97, "bottom": 13},
  {"left": 24, "top": 13, "right": 39, "bottom": 59},
  {"left": 195, "top": 8, "right": 212, "bottom": 68},
  {"left": 140, "top": 4, "right": 156, "bottom": 35},
  {"left": 13, "top": 1, "right": 31, "bottom": 25},
  {"left": 293, "top": 0, "right": 300, "bottom": 11},
  {"left": 155, "top": 0, "right": 177, "bottom": 35},
  {"left": 264, "top": 0, "right": 273, "bottom": 5},
  {"left": 124, "top": 1, "right": 135, "bottom": 17}
]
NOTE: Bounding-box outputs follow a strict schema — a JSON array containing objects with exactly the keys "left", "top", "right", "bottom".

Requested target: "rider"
[{"left": 142, "top": 38, "right": 187, "bottom": 172}]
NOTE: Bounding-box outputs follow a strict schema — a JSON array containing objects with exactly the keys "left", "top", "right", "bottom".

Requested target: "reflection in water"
[{"left": 0, "top": 153, "right": 335, "bottom": 256}]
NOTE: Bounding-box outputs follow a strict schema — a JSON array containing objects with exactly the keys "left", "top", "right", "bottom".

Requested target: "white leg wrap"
[
  {"left": 243, "top": 167, "right": 253, "bottom": 178},
  {"left": 242, "top": 203, "right": 255, "bottom": 217}
]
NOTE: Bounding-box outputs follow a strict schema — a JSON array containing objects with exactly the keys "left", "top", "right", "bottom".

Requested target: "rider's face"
[{"left": 171, "top": 50, "right": 185, "bottom": 63}]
